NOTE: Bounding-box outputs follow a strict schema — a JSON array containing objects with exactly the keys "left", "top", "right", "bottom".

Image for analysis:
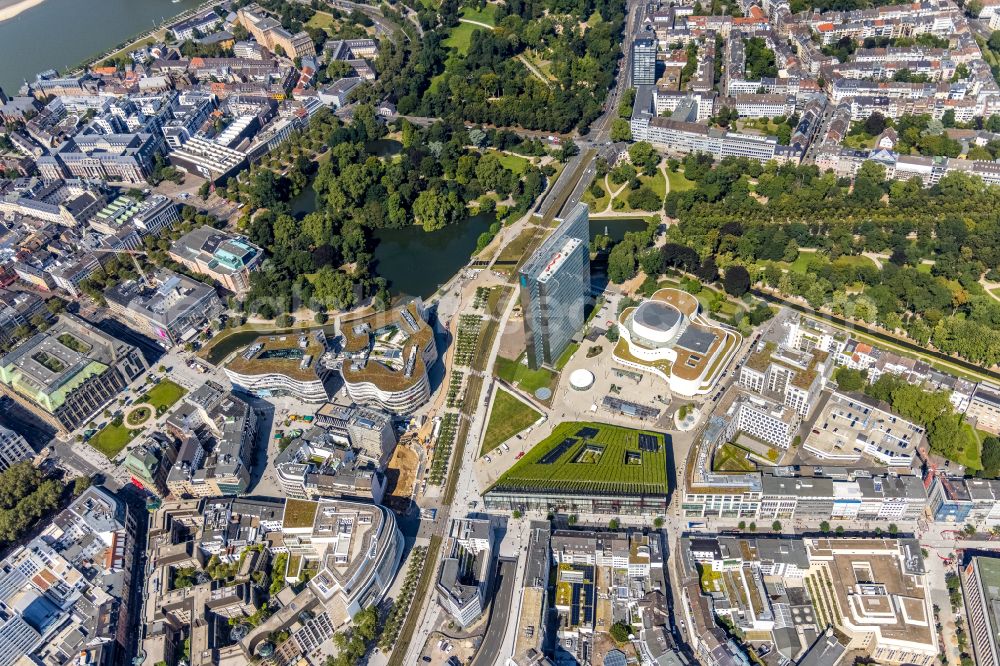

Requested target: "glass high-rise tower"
[
  {"left": 632, "top": 38, "right": 656, "bottom": 86},
  {"left": 518, "top": 203, "right": 591, "bottom": 369}
]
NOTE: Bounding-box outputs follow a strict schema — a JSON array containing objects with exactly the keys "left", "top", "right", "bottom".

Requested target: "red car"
[{"left": 516, "top": 451, "right": 525, "bottom": 459}]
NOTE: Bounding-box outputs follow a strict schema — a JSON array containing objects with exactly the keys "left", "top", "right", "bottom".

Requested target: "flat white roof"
[{"left": 537, "top": 238, "right": 582, "bottom": 283}]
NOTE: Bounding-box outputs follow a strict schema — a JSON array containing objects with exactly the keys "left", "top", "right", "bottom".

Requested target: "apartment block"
[
  {"left": 436, "top": 516, "right": 497, "bottom": 627},
  {"left": 682, "top": 536, "right": 936, "bottom": 665},
  {"left": 273, "top": 427, "right": 385, "bottom": 503},
  {"left": 164, "top": 381, "right": 257, "bottom": 496},
  {"left": 739, "top": 341, "right": 831, "bottom": 416},
  {"left": 967, "top": 382, "right": 1000, "bottom": 435},
  {"left": 0, "top": 486, "right": 137, "bottom": 666}
]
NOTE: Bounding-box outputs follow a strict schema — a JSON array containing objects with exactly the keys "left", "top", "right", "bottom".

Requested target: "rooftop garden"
[
  {"left": 282, "top": 499, "right": 318, "bottom": 529},
  {"left": 32, "top": 352, "right": 65, "bottom": 374},
  {"left": 57, "top": 333, "right": 91, "bottom": 354},
  {"left": 488, "top": 421, "right": 669, "bottom": 496}
]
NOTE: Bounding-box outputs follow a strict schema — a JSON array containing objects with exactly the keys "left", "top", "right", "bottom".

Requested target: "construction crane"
[{"left": 90, "top": 247, "right": 152, "bottom": 287}]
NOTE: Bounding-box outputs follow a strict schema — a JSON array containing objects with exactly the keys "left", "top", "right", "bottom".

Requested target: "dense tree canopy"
[
  {"left": 224, "top": 107, "right": 548, "bottom": 318},
  {"left": 665, "top": 152, "right": 1000, "bottom": 367},
  {"left": 0, "top": 462, "right": 61, "bottom": 544},
  {"left": 377, "top": 0, "right": 623, "bottom": 132}
]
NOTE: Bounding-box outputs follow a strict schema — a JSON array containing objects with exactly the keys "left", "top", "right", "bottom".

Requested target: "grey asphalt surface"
[{"left": 470, "top": 558, "right": 518, "bottom": 666}]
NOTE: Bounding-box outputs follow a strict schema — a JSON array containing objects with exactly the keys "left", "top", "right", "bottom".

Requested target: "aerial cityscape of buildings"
[{"left": 4, "top": 0, "right": 1000, "bottom": 665}]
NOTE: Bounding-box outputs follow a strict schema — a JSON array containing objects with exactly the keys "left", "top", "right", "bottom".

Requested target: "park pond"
[
  {"left": 287, "top": 167, "right": 654, "bottom": 300},
  {"left": 288, "top": 179, "right": 497, "bottom": 298},
  {"left": 589, "top": 217, "right": 651, "bottom": 242}
]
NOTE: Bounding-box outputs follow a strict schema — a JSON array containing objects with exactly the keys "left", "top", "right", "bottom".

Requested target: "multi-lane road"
[{"left": 395, "top": 2, "right": 658, "bottom": 662}]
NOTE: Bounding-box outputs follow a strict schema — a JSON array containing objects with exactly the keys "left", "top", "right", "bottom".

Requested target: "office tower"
[
  {"left": 519, "top": 203, "right": 590, "bottom": 369},
  {"left": 633, "top": 38, "right": 657, "bottom": 86}
]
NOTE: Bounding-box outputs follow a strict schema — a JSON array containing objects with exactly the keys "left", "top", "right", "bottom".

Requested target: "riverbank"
[
  {"left": 0, "top": 0, "right": 209, "bottom": 92},
  {"left": 0, "top": 0, "right": 45, "bottom": 23},
  {"left": 68, "top": 0, "right": 214, "bottom": 74}
]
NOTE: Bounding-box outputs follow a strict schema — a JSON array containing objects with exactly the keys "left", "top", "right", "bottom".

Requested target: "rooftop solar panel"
[
  {"left": 538, "top": 438, "right": 577, "bottom": 465},
  {"left": 638, "top": 433, "right": 660, "bottom": 452}
]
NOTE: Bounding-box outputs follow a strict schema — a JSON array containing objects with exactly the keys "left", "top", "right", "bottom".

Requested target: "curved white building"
[
  {"left": 242, "top": 497, "right": 404, "bottom": 660},
  {"left": 339, "top": 301, "right": 438, "bottom": 414},
  {"left": 612, "top": 288, "right": 740, "bottom": 397},
  {"left": 223, "top": 330, "right": 330, "bottom": 402}
]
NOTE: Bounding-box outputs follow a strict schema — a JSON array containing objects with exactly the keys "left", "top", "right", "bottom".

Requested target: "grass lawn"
[
  {"left": 429, "top": 70, "right": 448, "bottom": 93},
  {"left": 90, "top": 422, "right": 138, "bottom": 458},
  {"left": 787, "top": 252, "right": 875, "bottom": 276},
  {"left": 957, "top": 424, "right": 986, "bottom": 471},
  {"left": 613, "top": 171, "right": 666, "bottom": 212},
  {"left": 497, "top": 227, "right": 541, "bottom": 264},
  {"left": 738, "top": 118, "right": 784, "bottom": 135},
  {"left": 690, "top": 283, "right": 746, "bottom": 324},
  {"left": 843, "top": 133, "right": 876, "bottom": 150},
  {"left": 832, "top": 255, "right": 878, "bottom": 270},
  {"left": 582, "top": 180, "right": 611, "bottom": 211},
  {"left": 305, "top": 11, "right": 335, "bottom": 33},
  {"left": 918, "top": 262, "right": 934, "bottom": 274},
  {"left": 790, "top": 253, "right": 814, "bottom": 274},
  {"left": 459, "top": 3, "right": 497, "bottom": 25},
  {"left": 486, "top": 149, "right": 530, "bottom": 174},
  {"left": 100, "top": 36, "right": 155, "bottom": 67},
  {"left": 144, "top": 379, "right": 187, "bottom": 411},
  {"left": 495, "top": 354, "right": 556, "bottom": 393},
  {"left": 666, "top": 170, "right": 695, "bottom": 193},
  {"left": 480, "top": 388, "right": 543, "bottom": 455},
  {"left": 443, "top": 21, "right": 485, "bottom": 54},
  {"left": 554, "top": 342, "right": 579, "bottom": 370},
  {"left": 645, "top": 170, "right": 666, "bottom": 198}
]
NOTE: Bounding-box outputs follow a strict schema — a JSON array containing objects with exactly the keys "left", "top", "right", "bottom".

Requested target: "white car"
[
  {"left": 484, "top": 455, "right": 492, "bottom": 463},
  {"left": 501, "top": 443, "right": 510, "bottom": 451}
]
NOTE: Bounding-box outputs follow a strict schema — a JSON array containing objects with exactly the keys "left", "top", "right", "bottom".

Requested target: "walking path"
[
  {"left": 589, "top": 160, "right": 673, "bottom": 224},
  {"left": 459, "top": 17, "right": 493, "bottom": 28},
  {"left": 457, "top": 18, "right": 551, "bottom": 86},
  {"left": 982, "top": 276, "right": 1000, "bottom": 303},
  {"left": 517, "top": 54, "right": 552, "bottom": 86},
  {"left": 862, "top": 251, "right": 885, "bottom": 269}
]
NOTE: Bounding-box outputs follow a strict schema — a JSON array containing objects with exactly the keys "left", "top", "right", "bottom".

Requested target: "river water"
[{"left": 0, "top": 0, "right": 203, "bottom": 93}]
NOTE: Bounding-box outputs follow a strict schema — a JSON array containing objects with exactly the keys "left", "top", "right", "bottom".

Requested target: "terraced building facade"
[{"left": 484, "top": 421, "right": 670, "bottom": 515}]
